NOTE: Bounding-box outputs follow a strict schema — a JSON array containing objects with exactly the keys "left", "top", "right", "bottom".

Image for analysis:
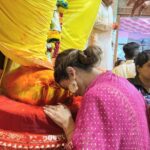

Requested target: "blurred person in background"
[{"left": 113, "top": 42, "right": 140, "bottom": 78}]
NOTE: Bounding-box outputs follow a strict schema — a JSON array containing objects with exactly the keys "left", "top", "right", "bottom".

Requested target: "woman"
[
  {"left": 128, "top": 50, "right": 150, "bottom": 104},
  {"left": 44, "top": 46, "right": 150, "bottom": 149}
]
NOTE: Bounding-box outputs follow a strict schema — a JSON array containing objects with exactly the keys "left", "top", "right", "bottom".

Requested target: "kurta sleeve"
[
  {"left": 71, "top": 85, "right": 126, "bottom": 149},
  {"left": 69, "top": 74, "right": 150, "bottom": 149}
]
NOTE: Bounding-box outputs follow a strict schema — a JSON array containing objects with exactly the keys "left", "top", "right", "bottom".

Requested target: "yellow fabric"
[
  {"left": 113, "top": 60, "right": 136, "bottom": 78},
  {"left": 1, "top": 66, "right": 70, "bottom": 105},
  {"left": 60, "top": 0, "right": 102, "bottom": 51},
  {"left": 0, "top": 0, "right": 56, "bottom": 69}
]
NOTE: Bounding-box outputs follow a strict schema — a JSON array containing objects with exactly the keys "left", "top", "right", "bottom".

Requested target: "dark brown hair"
[
  {"left": 123, "top": 42, "right": 140, "bottom": 59},
  {"left": 134, "top": 50, "right": 150, "bottom": 75},
  {"left": 135, "top": 50, "right": 150, "bottom": 67},
  {"left": 54, "top": 46, "right": 102, "bottom": 83}
]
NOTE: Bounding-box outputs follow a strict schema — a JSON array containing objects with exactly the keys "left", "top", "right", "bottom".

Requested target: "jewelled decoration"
[
  {"left": 0, "top": 129, "right": 66, "bottom": 149},
  {"left": 46, "top": 0, "right": 68, "bottom": 61}
]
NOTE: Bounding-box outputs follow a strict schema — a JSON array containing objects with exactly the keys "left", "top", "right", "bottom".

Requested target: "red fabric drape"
[{"left": 0, "top": 95, "right": 81, "bottom": 149}]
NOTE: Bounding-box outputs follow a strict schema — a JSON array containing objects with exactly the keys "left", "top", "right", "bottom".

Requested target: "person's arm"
[
  {"left": 44, "top": 104, "right": 75, "bottom": 141},
  {"left": 70, "top": 93, "right": 107, "bottom": 149},
  {"left": 44, "top": 93, "right": 106, "bottom": 149},
  {"left": 94, "top": 4, "right": 113, "bottom": 31},
  {"left": 44, "top": 87, "right": 125, "bottom": 149}
]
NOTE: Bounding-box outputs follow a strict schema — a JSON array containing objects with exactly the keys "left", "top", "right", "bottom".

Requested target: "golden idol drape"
[{"left": 0, "top": 0, "right": 56, "bottom": 69}]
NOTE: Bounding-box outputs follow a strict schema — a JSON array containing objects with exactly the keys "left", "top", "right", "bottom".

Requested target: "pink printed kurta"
[{"left": 72, "top": 71, "right": 150, "bottom": 149}]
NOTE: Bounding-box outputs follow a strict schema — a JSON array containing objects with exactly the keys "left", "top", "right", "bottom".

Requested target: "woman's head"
[
  {"left": 54, "top": 46, "right": 102, "bottom": 95},
  {"left": 135, "top": 50, "right": 150, "bottom": 80}
]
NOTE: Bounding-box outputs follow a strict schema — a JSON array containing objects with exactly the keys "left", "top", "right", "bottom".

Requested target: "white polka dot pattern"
[{"left": 72, "top": 72, "right": 150, "bottom": 150}]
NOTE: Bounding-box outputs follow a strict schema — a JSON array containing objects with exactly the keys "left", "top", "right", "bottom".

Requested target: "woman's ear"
[{"left": 66, "top": 66, "right": 76, "bottom": 80}]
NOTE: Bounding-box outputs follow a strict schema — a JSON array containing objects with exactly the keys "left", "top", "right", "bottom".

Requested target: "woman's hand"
[
  {"left": 127, "top": 0, "right": 148, "bottom": 16},
  {"left": 44, "top": 104, "right": 75, "bottom": 141}
]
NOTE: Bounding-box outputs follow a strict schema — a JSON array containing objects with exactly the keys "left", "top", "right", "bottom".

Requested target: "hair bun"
[{"left": 78, "top": 46, "right": 102, "bottom": 67}]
